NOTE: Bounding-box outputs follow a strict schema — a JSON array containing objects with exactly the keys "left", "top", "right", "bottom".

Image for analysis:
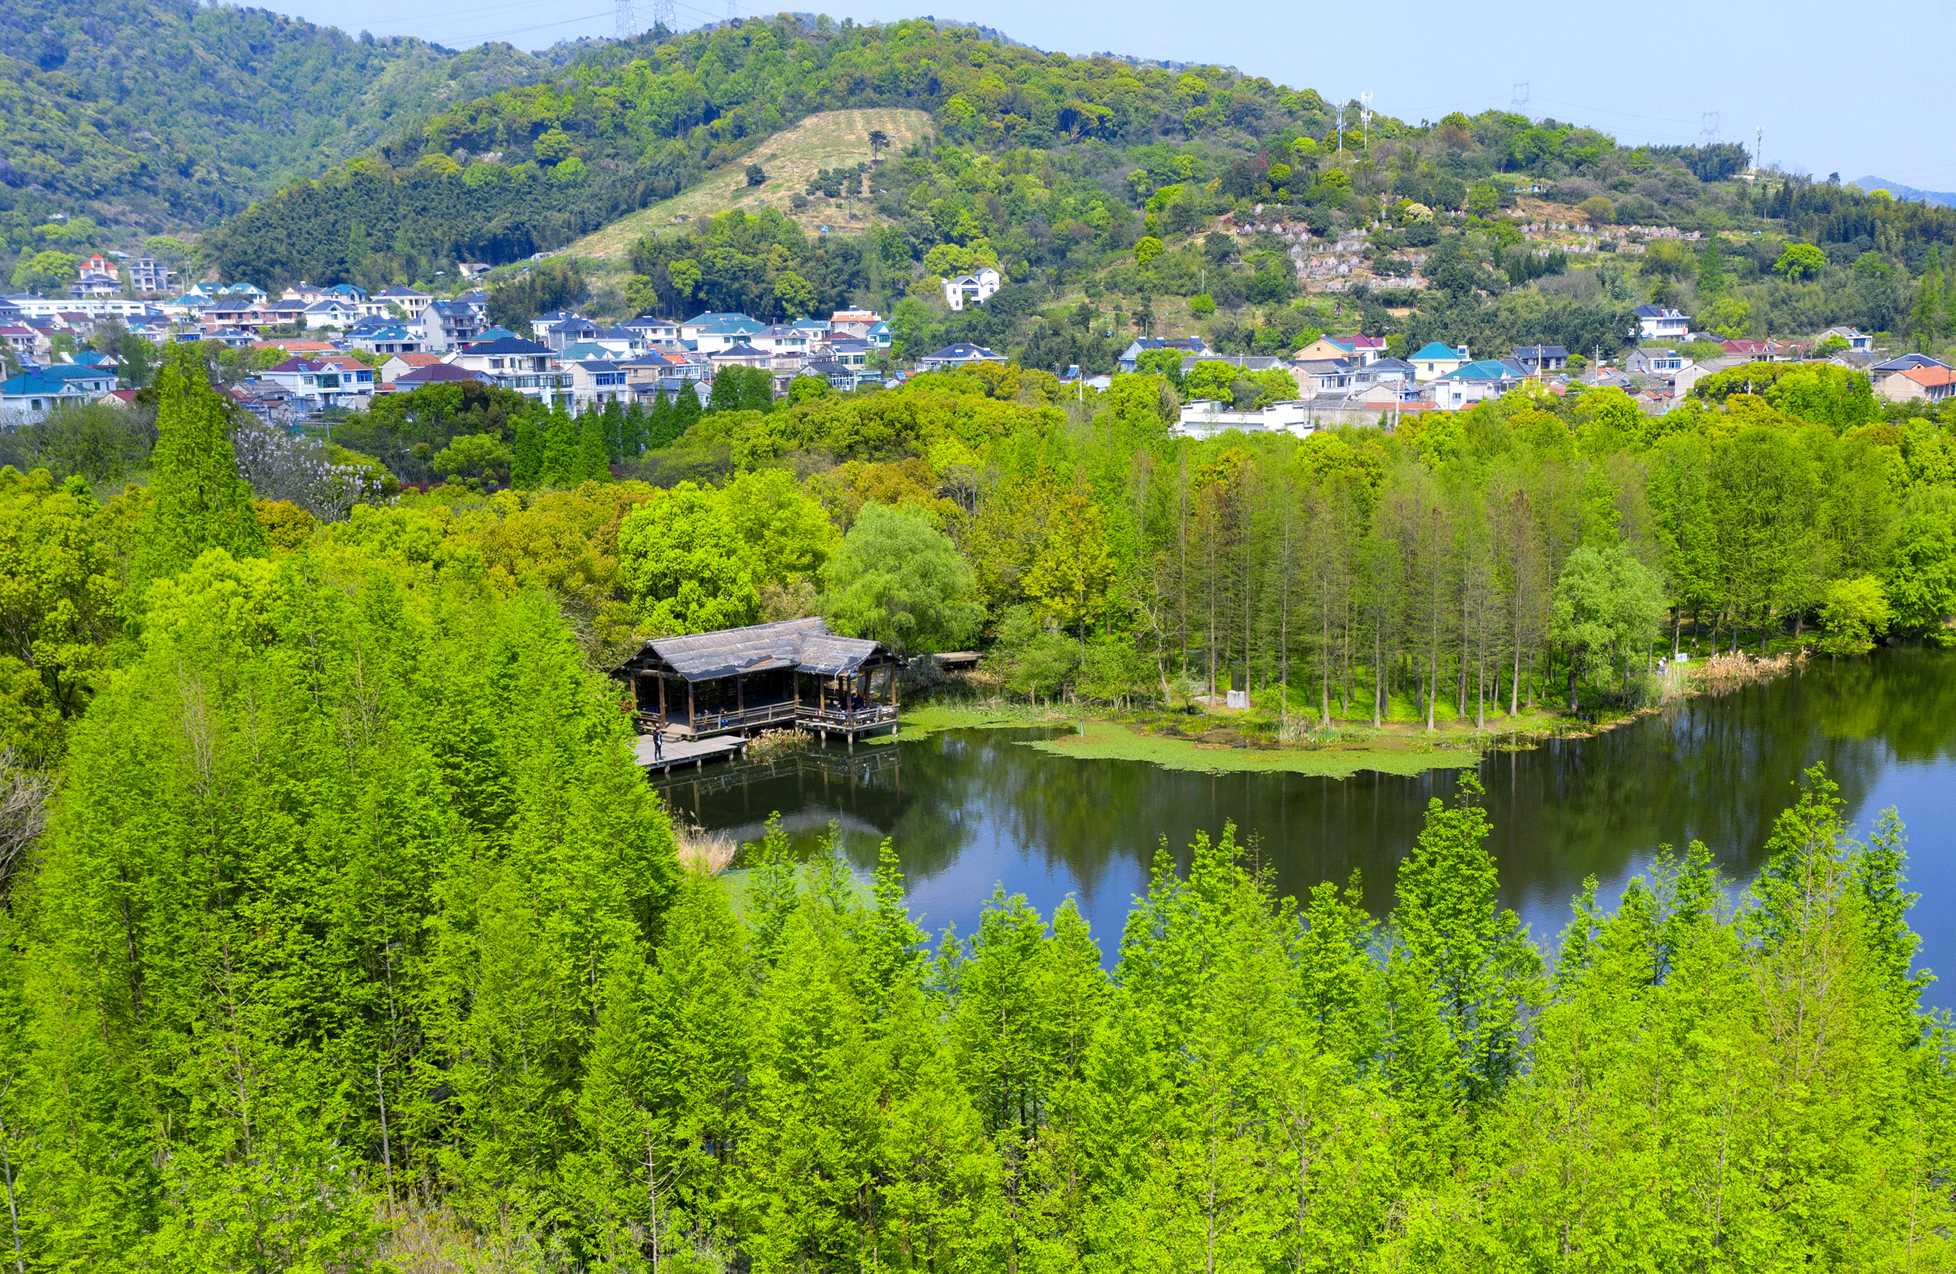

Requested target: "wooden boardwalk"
[{"left": 632, "top": 733, "right": 746, "bottom": 774}]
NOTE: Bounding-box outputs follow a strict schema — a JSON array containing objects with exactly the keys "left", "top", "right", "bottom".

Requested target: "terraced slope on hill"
[{"left": 562, "top": 108, "right": 933, "bottom": 263}]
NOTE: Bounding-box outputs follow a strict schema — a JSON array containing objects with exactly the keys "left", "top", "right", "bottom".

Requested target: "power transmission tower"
[
  {"left": 1360, "top": 90, "right": 1374, "bottom": 153},
  {"left": 1755, "top": 126, "right": 1765, "bottom": 174},
  {"left": 1511, "top": 81, "right": 1530, "bottom": 114},
  {"left": 651, "top": 0, "right": 675, "bottom": 30},
  {"left": 615, "top": 0, "right": 636, "bottom": 38},
  {"left": 1699, "top": 110, "right": 1720, "bottom": 147},
  {"left": 725, "top": 0, "right": 737, "bottom": 19}
]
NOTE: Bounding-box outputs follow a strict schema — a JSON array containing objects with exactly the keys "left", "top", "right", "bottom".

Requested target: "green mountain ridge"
[{"left": 0, "top": 0, "right": 554, "bottom": 250}]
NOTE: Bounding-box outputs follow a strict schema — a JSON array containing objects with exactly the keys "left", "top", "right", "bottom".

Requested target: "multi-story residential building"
[
  {"left": 446, "top": 336, "right": 568, "bottom": 404},
  {"left": 258, "top": 356, "right": 376, "bottom": 411}
]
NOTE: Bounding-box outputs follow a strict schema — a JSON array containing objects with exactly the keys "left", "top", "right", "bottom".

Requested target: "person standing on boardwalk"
[{"left": 652, "top": 722, "right": 665, "bottom": 762}]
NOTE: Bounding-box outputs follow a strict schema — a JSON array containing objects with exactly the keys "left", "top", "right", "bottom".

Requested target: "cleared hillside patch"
[{"left": 564, "top": 107, "right": 932, "bottom": 263}]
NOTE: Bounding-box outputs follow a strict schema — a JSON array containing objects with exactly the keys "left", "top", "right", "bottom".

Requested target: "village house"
[
  {"left": 918, "top": 342, "right": 1004, "bottom": 372},
  {"left": 125, "top": 257, "right": 175, "bottom": 296},
  {"left": 1633, "top": 304, "right": 1692, "bottom": 342},
  {"left": 1354, "top": 357, "right": 1417, "bottom": 388},
  {"left": 259, "top": 356, "right": 375, "bottom": 411},
  {"left": 1511, "top": 344, "right": 1570, "bottom": 373},
  {"left": 1877, "top": 364, "right": 1956, "bottom": 405},
  {"left": 446, "top": 335, "right": 567, "bottom": 403},
  {"left": 623, "top": 314, "right": 682, "bottom": 345},
  {"left": 707, "top": 342, "right": 771, "bottom": 373},
  {"left": 1870, "top": 353, "right": 1948, "bottom": 387},
  {"left": 828, "top": 308, "right": 882, "bottom": 340},
  {"left": 374, "top": 286, "right": 432, "bottom": 317},
  {"left": 421, "top": 299, "right": 489, "bottom": 352},
  {"left": 539, "top": 313, "right": 600, "bottom": 350},
  {"left": 941, "top": 266, "right": 1001, "bottom": 311},
  {"left": 1430, "top": 359, "right": 1524, "bottom": 409},
  {"left": 1175, "top": 399, "right": 1317, "bottom": 439},
  {"left": 348, "top": 323, "right": 424, "bottom": 356},
  {"left": 1118, "top": 336, "right": 1210, "bottom": 373},
  {"left": 1293, "top": 333, "right": 1386, "bottom": 365},
  {"left": 566, "top": 359, "right": 630, "bottom": 413},
  {"left": 378, "top": 352, "right": 443, "bottom": 384},
  {"left": 390, "top": 363, "right": 491, "bottom": 392},
  {"left": 752, "top": 324, "right": 815, "bottom": 361},
  {"left": 303, "top": 298, "right": 360, "bottom": 331},
  {"left": 681, "top": 312, "right": 766, "bottom": 353},
  {"left": 1626, "top": 347, "right": 1689, "bottom": 377},
  {"left": 1409, "top": 341, "right": 1471, "bottom": 381},
  {"left": 0, "top": 324, "right": 51, "bottom": 365},
  {"left": 1, "top": 364, "right": 119, "bottom": 423},
  {"left": 1818, "top": 325, "right": 1874, "bottom": 354},
  {"left": 1291, "top": 358, "right": 1359, "bottom": 397}
]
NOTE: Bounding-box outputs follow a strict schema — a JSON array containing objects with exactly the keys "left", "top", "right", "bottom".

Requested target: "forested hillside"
[
  {"left": 4, "top": 300, "right": 1956, "bottom": 1266},
  {"left": 0, "top": 0, "right": 548, "bottom": 252},
  {"left": 210, "top": 14, "right": 1956, "bottom": 370}
]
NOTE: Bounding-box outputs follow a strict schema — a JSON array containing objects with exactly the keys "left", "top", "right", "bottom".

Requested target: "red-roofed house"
[
  {"left": 379, "top": 352, "right": 443, "bottom": 384},
  {"left": 1878, "top": 364, "right": 1956, "bottom": 405}
]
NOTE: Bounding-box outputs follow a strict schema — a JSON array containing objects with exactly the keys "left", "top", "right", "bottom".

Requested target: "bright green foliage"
[
  {"left": 432, "top": 431, "right": 514, "bottom": 490},
  {"left": 617, "top": 482, "right": 761, "bottom": 635},
  {"left": 11, "top": 544, "right": 676, "bottom": 1269},
  {"left": 707, "top": 366, "right": 774, "bottom": 415},
  {"left": 131, "top": 344, "right": 261, "bottom": 593},
  {"left": 1549, "top": 541, "right": 1666, "bottom": 710},
  {"left": 1773, "top": 241, "right": 1828, "bottom": 280},
  {"left": 1885, "top": 487, "right": 1956, "bottom": 641},
  {"left": 821, "top": 502, "right": 983, "bottom": 654},
  {"left": 0, "top": 469, "right": 122, "bottom": 760},
  {"left": 1388, "top": 777, "right": 1543, "bottom": 1109},
  {"left": 1816, "top": 574, "right": 1892, "bottom": 655},
  {"left": 1, "top": 570, "right": 1947, "bottom": 1274}
]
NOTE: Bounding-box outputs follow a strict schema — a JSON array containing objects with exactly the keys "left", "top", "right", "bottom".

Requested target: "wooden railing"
[{"left": 637, "top": 700, "right": 895, "bottom": 734}]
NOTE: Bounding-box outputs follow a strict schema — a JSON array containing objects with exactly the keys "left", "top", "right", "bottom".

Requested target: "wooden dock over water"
[{"left": 632, "top": 733, "right": 747, "bottom": 774}]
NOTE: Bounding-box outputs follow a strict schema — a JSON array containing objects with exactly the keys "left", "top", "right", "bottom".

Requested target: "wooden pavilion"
[{"left": 615, "top": 617, "right": 903, "bottom": 744}]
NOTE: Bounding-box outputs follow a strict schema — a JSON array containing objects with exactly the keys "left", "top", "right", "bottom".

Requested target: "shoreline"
[{"left": 882, "top": 650, "right": 1806, "bottom": 779}]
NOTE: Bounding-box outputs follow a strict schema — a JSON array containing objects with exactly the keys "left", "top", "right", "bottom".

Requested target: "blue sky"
[{"left": 261, "top": 0, "right": 1955, "bottom": 190}]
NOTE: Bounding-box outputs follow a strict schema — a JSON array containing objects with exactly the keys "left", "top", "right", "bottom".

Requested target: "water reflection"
[{"left": 666, "top": 649, "right": 1956, "bottom": 1005}]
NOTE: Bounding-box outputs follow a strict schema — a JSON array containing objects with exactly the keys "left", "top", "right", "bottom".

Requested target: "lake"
[{"left": 660, "top": 649, "right": 1956, "bottom": 1007}]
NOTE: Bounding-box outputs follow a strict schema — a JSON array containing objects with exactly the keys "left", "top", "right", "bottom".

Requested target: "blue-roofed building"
[
  {"left": 680, "top": 311, "right": 765, "bottom": 353},
  {"left": 917, "top": 342, "right": 1003, "bottom": 372},
  {"left": 348, "top": 323, "right": 425, "bottom": 356},
  {"left": 1431, "top": 358, "right": 1524, "bottom": 409},
  {"left": 2, "top": 365, "right": 118, "bottom": 423},
  {"left": 1118, "top": 335, "right": 1211, "bottom": 373},
  {"left": 567, "top": 359, "right": 630, "bottom": 414},
  {"left": 1410, "top": 341, "right": 1471, "bottom": 381}
]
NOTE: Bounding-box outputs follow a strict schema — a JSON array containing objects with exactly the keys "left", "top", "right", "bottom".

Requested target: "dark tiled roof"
[{"left": 622, "top": 617, "right": 890, "bottom": 681}]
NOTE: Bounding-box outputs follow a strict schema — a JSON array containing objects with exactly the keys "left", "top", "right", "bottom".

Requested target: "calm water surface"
[{"left": 663, "top": 650, "right": 1956, "bottom": 1006}]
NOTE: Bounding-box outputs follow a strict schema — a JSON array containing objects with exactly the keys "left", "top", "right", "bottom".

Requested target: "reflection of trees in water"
[{"left": 678, "top": 652, "right": 1956, "bottom": 942}]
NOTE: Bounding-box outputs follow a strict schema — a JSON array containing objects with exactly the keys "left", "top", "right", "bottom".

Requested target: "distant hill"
[
  {"left": 1853, "top": 177, "right": 1956, "bottom": 208},
  {"left": 0, "top": 0, "right": 550, "bottom": 238}
]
